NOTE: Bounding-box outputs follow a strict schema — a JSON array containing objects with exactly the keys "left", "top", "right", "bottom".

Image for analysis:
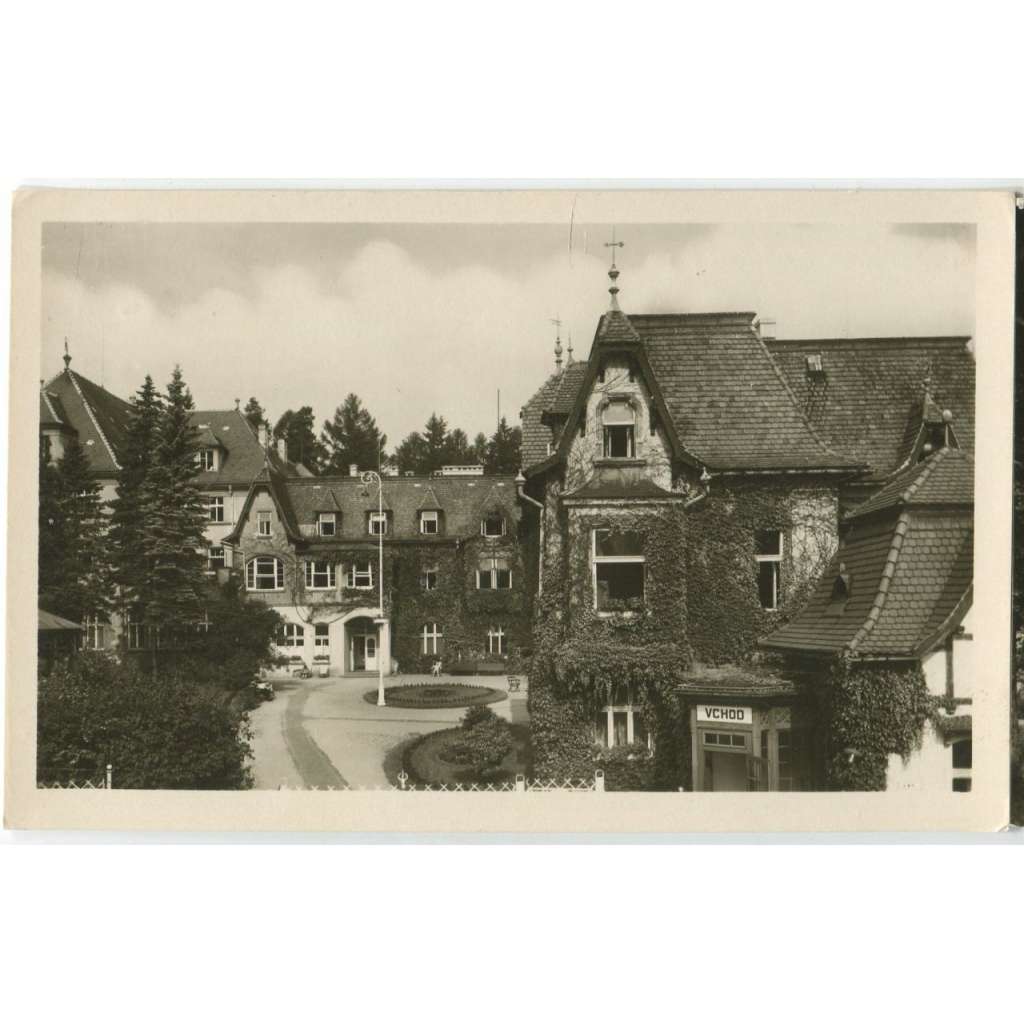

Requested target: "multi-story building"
[
  {"left": 518, "top": 262, "right": 975, "bottom": 792},
  {"left": 222, "top": 467, "right": 533, "bottom": 676}
]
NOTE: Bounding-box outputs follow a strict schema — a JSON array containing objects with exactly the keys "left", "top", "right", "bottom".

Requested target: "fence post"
[
  {"left": 398, "top": 771, "right": 408, "bottom": 791},
  {"left": 594, "top": 769, "right": 605, "bottom": 793},
  {"left": 106, "top": 764, "right": 113, "bottom": 790},
  {"left": 515, "top": 773, "right": 526, "bottom": 793}
]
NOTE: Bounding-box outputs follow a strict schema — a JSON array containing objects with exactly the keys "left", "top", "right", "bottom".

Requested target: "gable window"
[
  {"left": 197, "top": 448, "right": 216, "bottom": 472},
  {"left": 314, "top": 623, "right": 329, "bottom": 648},
  {"left": 207, "top": 496, "right": 225, "bottom": 523},
  {"left": 346, "top": 561, "right": 373, "bottom": 589},
  {"left": 256, "top": 511, "right": 272, "bottom": 537},
  {"left": 246, "top": 556, "right": 284, "bottom": 591},
  {"left": 207, "top": 545, "right": 226, "bottom": 571},
  {"left": 755, "top": 530, "right": 783, "bottom": 611},
  {"left": 476, "top": 557, "right": 512, "bottom": 590},
  {"left": 602, "top": 402, "right": 636, "bottom": 458},
  {"left": 317, "top": 512, "right": 337, "bottom": 537},
  {"left": 304, "top": 560, "right": 336, "bottom": 590},
  {"left": 592, "top": 529, "right": 645, "bottom": 613},
  {"left": 593, "top": 683, "right": 652, "bottom": 750},
  {"left": 419, "top": 510, "right": 439, "bottom": 535},
  {"left": 481, "top": 512, "right": 506, "bottom": 538},
  {"left": 421, "top": 622, "right": 444, "bottom": 656},
  {"left": 487, "top": 625, "right": 507, "bottom": 656},
  {"left": 369, "top": 512, "right": 389, "bottom": 536},
  {"left": 421, "top": 567, "right": 439, "bottom": 591},
  {"left": 277, "top": 622, "right": 304, "bottom": 648}
]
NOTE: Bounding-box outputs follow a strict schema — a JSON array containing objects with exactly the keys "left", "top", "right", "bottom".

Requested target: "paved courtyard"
[{"left": 248, "top": 672, "right": 525, "bottom": 789}]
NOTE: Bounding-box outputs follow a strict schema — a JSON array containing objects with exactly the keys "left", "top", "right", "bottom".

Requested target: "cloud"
[{"left": 41, "top": 223, "right": 976, "bottom": 444}]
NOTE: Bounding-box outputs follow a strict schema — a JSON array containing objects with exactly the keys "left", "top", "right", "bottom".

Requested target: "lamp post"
[{"left": 361, "top": 470, "right": 387, "bottom": 707}]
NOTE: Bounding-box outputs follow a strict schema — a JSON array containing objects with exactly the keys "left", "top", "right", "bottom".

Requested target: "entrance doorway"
[
  {"left": 348, "top": 619, "right": 379, "bottom": 672},
  {"left": 700, "top": 730, "right": 751, "bottom": 792}
]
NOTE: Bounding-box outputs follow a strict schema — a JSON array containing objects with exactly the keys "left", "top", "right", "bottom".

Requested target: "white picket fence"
[
  {"left": 277, "top": 770, "right": 606, "bottom": 793},
  {"left": 38, "top": 765, "right": 114, "bottom": 790}
]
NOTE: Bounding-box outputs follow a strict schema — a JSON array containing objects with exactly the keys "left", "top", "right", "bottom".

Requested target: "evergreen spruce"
[
  {"left": 485, "top": 417, "right": 523, "bottom": 475},
  {"left": 109, "top": 376, "right": 163, "bottom": 620},
  {"left": 273, "top": 406, "right": 324, "bottom": 471},
  {"left": 320, "top": 393, "right": 387, "bottom": 474},
  {"left": 38, "top": 437, "right": 66, "bottom": 613},
  {"left": 139, "top": 367, "right": 208, "bottom": 645}
]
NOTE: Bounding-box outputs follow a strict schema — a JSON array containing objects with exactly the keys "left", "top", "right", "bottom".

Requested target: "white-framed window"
[
  {"left": 951, "top": 738, "right": 972, "bottom": 793},
  {"left": 304, "top": 560, "right": 336, "bottom": 590},
  {"left": 81, "top": 616, "right": 107, "bottom": 651},
  {"left": 256, "top": 511, "right": 272, "bottom": 537},
  {"left": 592, "top": 529, "right": 645, "bottom": 613},
  {"left": 419, "top": 510, "right": 439, "bottom": 535},
  {"left": 193, "top": 611, "right": 211, "bottom": 634},
  {"left": 476, "top": 557, "right": 512, "bottom": 590},
  {"left": 207, "top": 496, "right": 225, "bottom": 522},
  {"left": 277, "top": 622, "right": 304, "bottom": 648},
  {"left": 593, "top": 683, "right": 652, "bottom": 750},
  {"left": 368, "top": 512, "right": 389, "bottom": 536},
  {"left": 207, "top": 545, "right": 226, "bottom": 571},
  {"left": 487, "top": 625, "right": 507, "bottom": 656},
  {"left": 197, "top": 448, "right": 216, "bottom": 472},
  {"left": 246, "top": 556, "right": 284, "bottom": 591},
  {"left": 421, "top": 567, "right": 438, "bottom": 591},
  {"left": 602, "top": 401, "right": 636, "bottom": 458},
  {"left": 314, "top": 623, "right": 330, "bottom": 648},
  {"left": 481, "top": 512, "right": 506, "bottom": 538},
  {"left": 317, "top": 512, "right": 337, "bottom": 537},
  {"left": 421, "top": 622, "right": 443, "bottom": 655},
  {"left": 346, "top": 561, "right": 374, "bottom": 589},
  {"left": 755, "top": 529, "right": 783, "bottom": 611},
  {"left": 126, "top": 611, "right": 158, "bottom": 651}
]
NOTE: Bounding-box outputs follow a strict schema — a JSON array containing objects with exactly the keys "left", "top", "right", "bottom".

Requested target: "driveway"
[{"left": 248, "top": 673, "right": 523, "bottom": 789}]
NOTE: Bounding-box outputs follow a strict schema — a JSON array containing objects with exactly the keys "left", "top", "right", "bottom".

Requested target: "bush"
[
  {"left": 443, "top": 706, "right": 513, "bottom": 773},
  {"left": 38, "top": 651, "right": 253, "bottom": 789},
  {"left": 596, "top": 744, "right": 659, "bottom": 792}
]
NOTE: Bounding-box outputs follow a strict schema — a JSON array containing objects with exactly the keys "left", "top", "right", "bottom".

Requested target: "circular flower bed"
[
  {"left": 362, "top": 683, "right": 506, "bottom": 709},
  {"left": 405, "top": 722, "right": 533, "bottom": 786}
]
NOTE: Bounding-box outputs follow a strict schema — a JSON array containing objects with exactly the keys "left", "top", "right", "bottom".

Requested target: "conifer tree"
[
  {"left": 273, "top": 407, "right": 324, "bottom": 472},
  {"left": 139, "top": 367, "right": 208, "bottom": 644},
  {"left": 422, "top": 413, "right": 449, "bottom": 473},
  {"left": 485, "top": 417, "right": 523, "bottom": 475},
  {"left": 109, "top": 376, "right": 163, "bottom": 618},
  {"left": 320, "top": 393, "right": 387, "bottom": 474},
  {"left": 243, "top": 396, "right": 268, "bottom": 433},
  {"left": 38, "top": 437, "right": 65, "bottom": 611},
  {"left": 39, "top": 437, "right": 114, "bottom": 624},
  {"left": 471, "top": 432, "right": 488, "bottom": 465}
]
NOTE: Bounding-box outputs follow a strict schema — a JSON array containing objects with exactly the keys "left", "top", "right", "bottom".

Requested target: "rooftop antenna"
[
  {"left": 550, "top": 316, "right": 564, "bottom": 370},
  {"left": 62, "top": 337, "right": 71, "bottom": 370},
  {"left": 604, "top": 229, "right": 625, "bottom": 311}
]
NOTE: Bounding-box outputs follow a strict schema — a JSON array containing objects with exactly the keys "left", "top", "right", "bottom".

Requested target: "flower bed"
[
  {"left": 362, "top": 683, "right": 506, "bottom": 709},
  {"left": 405, "top": 720, "right": 533, "bottom": 786}
]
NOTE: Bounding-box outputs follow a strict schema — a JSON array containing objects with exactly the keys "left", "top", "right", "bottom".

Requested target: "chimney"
[
  {"left": 258, "top": 424, "right": 270, "bottom": 449},
  {"left": 277, "top": 437, "right": 288, "bottom": 461},
  {"left": 349, "top": 463, "right": 359, "bottom": 477},
  {"left": 759, "top": 318, "right": 777, "bottom": 342}
]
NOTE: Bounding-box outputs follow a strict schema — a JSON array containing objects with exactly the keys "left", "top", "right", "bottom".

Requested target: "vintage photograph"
[{"left": 7, "top": 189, "right": 1014, "bottom": 831}]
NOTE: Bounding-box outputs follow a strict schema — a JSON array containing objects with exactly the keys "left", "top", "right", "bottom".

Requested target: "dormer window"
[
  {"left": 805, "top": 354, "right": 825, "bottom": 378},
  {"left": 602, "top": 402, "right": 636, "bottom": 458},
  {"left": 420, "top": 510, "right": 440, "bottom": 535},
  {"left": 317, "top": 512, "right": 337, "bottom": 537},
  {"left": 827, "top": 565, "right": 852, "bottom": 615},
  {"left": 481, "top": 512, "right": 506, "bottom": 538},
  {"left": 197, "top": 448, "right": 216, "bottom": 472},
  {"left": 368, "top": 512, "right": 389, "bottom": 536}
]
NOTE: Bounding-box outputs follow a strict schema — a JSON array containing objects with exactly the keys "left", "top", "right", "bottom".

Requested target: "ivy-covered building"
[
  {"left": 222, "top": 467, "right": 533, "bottom": 676},
  {"left": 519, "top": 261, "right": 975, "bottom": 792}
]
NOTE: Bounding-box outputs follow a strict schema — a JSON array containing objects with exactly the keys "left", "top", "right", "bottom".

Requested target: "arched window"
[
  {"left": 421, "top": 622, "right": 443, "bottom": 655},
  {"left": 601, "top": 401, "right": 636, "bottom": 458},
  {"left": 246, "top": 556, "right": 285, "bottom": 591}
]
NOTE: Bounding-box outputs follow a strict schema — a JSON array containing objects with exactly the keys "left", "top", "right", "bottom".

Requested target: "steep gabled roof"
[
  {"left": 190, "top": 409, "right": 304, "bottom": 487},
  {"left": 521, "top": 361, "right": 588, "bottom": 468},
  {"left": 766, "top": 336, "right": 975, "bottom": 480},
  {"left": 762, "top": 449, "right": 973, "bottom": 659},
  {"left": 41, "top": 368, "right": 134, "bottom": 475}
]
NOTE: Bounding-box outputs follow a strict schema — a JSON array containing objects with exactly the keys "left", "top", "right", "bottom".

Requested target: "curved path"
[{"left": 249, "top": 673, "right": 519, "bottom": 790}]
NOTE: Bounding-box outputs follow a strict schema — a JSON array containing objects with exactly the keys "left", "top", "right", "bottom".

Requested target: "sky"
[{"left": 41, "top": 221, "right": 976, "bottom": 443}]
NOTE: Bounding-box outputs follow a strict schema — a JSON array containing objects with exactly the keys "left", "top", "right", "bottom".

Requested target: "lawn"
[{"left": 362, "top": 682, "right": 506, "bottom": 709}]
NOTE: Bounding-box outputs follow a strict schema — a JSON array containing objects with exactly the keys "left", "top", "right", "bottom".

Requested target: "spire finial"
[
  {"left": 550, "top": 316, "right": 564, "bottom": 370},
  {"left": 234, "top": 397, "right": 241, "bottom": 411},
  {"left": 604, "top": 229, "right": 625, "bottom": 311},
  {"left": 63, "top": 338, "right": 71, "bottom": 370},
  {"left": 567, "top": 330, "right": 574, "bottom": 365}
]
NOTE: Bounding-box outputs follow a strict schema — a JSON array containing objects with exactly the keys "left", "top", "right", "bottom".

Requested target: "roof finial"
[
  {"left": 922, "top": 358, "right": 933, "bottom": 397},
  {"left": 234, "top": 397, "right": 241, "bottom": 411},
  {"left": 567, "top": 330, "right": 574, "bottom": 365},
  {"left": 63, "top": 337, "right": 71, "bottom": 370},
  {"left": 604, "top": 229, "right": 624, "bottom": 311},
  {"left": 550, "top": 316, "right": 564, "bottom": 370}
]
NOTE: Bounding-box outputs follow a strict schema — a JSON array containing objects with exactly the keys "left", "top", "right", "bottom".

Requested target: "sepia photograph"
[{"left": 5, "top": 188, "right": 1014, "bottom": 831}]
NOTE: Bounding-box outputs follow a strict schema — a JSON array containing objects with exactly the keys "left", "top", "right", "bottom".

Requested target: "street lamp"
[{"left": 360, "top": 470, "right": 387, "bottom": 707}]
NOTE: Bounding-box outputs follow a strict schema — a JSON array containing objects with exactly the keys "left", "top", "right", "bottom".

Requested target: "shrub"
[
  {"left": 441, "top": 707, "right": 513, "bottom": 775},
  {"left": 38, "top": 651, "right": 253, "bottom": 790}
]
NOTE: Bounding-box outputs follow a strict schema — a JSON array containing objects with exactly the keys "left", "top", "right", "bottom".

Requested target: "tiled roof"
[
  {"left": 38, "top": 608, "right": 83, "bottom": 632},
  {"left": 678, "top": 663, "right": 798, "bottom": 698},
  {"left": 520, "top": 361, "right": 587, "bottom": 468},
  {"left": 231, "top": 471, "right": 523, "bottom": 545},
  {"left": 766, "top": 336, "right": 975, "bottom": 479},
  {"left": 191, "top": 409, "right": 304, "bottom": 488},
  {"left": 845, "top": 446, "right": 973, "bottom": 521},
  {"left": 563, "top": 473, "right": 677, "bottom": 501},
  {"left": 762, "top": 450, "right": 974, "bottom": 659},
  {"left": 40, "top": 368, "right": 134, "bottom": 475},
  {"left": 40, "top": 391, "right": 68, "bottom": 428}
]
